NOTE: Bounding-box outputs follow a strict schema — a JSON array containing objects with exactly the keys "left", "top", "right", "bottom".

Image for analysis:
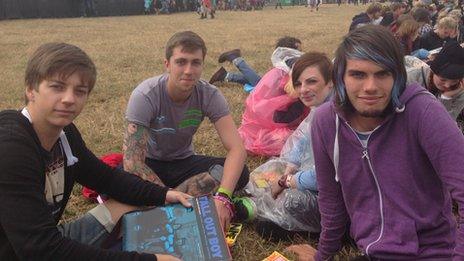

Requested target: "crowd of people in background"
[
  {"left": 142, "top": 0, "right": 268, "bottom": 15},
  {"left": 349, "top": 0, "right": 463, "bottom": 59}
]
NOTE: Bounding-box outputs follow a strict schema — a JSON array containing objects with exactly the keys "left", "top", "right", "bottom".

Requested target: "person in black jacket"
[
  {"left": 379, "top": 2, "right": 407, "bottom": 31},
  {"left": 418, "top": 16, "right": 458, "bottom": 50},
  {"left": 0, "top": 42, "right": 192, "bottom": 261},
  {"left": 348, "top": 3, "right": 383, "bottom": 32}
]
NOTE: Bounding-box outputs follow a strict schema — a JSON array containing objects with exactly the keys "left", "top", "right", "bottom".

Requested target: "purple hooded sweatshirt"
[{"left": 311, "top": 83, "right": 464, "bottom": 260}]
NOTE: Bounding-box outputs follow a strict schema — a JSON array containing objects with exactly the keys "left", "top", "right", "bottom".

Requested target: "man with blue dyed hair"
[{"left": 304, "top": 25, "right": 464, "bottom": 260}]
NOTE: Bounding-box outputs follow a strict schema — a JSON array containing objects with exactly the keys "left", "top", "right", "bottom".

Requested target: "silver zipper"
[{"left": 343, "top": 121, "right": 385, "bottom": 256}]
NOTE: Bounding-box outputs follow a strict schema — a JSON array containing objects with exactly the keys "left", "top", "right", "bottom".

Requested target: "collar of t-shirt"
[
  {"left": 355, "top": 129, "right": 374, "bottom": 148},
  {"left": 21, "top": 108, "right": 78, "bottom": 166}
]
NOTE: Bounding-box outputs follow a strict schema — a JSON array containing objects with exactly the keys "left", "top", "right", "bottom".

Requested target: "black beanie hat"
[{"left": 430, "top": 40, "right": 464, "bottom": 80}]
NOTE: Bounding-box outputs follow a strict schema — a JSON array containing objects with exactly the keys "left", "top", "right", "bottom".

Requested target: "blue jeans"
[
  {"left": 226, "top": 57, "right": 261, "bottom": 86},
  {"left": 57, "top": 208, "right": 111, "bottom": 247}
]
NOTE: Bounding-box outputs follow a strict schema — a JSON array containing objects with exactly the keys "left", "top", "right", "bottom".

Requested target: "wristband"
[
  {"left": 215, "top": 191, "right": 232, "bottom": 201},
  {"left": 286, "top": 174, "right": 292, "bottom": 189},
  {"left": 217, "top": 187, "right": 233, "bottom": 199},
  {"left": 213, "top": 194, "right": 235, "bottom": 218}
]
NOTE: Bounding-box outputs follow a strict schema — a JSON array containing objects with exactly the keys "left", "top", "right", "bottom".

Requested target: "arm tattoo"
[{"left": 123, "top": 122, "right": 164, "bottom": 186}]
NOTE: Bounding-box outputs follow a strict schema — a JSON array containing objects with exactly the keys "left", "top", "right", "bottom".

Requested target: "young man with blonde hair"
[{"left": 419, "top": 16, "right": 458, "bottom": 50}]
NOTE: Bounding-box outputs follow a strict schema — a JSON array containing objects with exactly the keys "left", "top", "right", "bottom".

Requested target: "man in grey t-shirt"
[{"left": 123, "top": 31, "right": 251, "bottom": 231}]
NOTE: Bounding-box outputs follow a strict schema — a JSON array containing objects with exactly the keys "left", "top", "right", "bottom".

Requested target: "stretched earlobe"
[
  {"left": 25, "top": 87, "right": 35, "bottom": 103},
  {"left": 164, "top": 59, "right": 170, "bottom": 73}
]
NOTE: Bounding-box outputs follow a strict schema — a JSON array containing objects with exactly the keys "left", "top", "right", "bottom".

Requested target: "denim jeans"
[
  {"left": 57, "top": 205, "right": 113, "bottom": 247},
  {"left": 226, "top": 57, "right": 261, "bottom": 86}
]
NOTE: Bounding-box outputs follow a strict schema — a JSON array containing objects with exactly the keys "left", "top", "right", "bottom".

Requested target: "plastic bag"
[
  {"left": 238, "top": 68, "right": 310, "bottom": 156},
  {"left": 245, "top": 158, "right": 320, "bottom": 232},
  {"left": 245, "top": 112, "right": 320, "bottom": 232},
  {"left": 280, "top": 111, "right": 315, "bottom": 171},
  {"left": 271, "top": 47, "right": 304, "bottom": 74}
]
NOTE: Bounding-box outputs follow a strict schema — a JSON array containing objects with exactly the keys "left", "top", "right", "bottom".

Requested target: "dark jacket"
[
  {"left": 0, "top": 110, "right": 169, "bottom": 260},
  {"left": 418, "top": 30, "right": 450, "bottom": 50},
  {"left": 349, "top": 12, "right": 371, "bottom": 32}
]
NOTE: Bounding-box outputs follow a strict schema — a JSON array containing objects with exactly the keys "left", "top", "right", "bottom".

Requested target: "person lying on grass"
[{"left": 0, "top": 42, "right": 192, "bottom": 261}]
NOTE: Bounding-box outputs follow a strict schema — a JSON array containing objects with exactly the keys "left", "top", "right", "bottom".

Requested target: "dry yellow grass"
[{"left": 0, "top": 5, "right": 365, "bottom": 260}]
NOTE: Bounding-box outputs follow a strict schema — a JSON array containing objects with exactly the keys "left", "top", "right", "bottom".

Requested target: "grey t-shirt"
[{"left": 126, "top": 74, "right": 230, "bottom": 161}]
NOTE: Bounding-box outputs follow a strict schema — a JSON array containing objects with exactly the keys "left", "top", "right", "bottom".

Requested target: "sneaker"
[
  {"left": 218, "top": 49, "right": 241, "bottom": 63},
  {"left": 209, "top": 66, "right": 227, "bottom": 84},
  {"left": 232, "top": 196, "right": 256, "bottom": 222}
]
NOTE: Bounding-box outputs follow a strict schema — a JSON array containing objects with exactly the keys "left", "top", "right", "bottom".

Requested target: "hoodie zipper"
[{"left": 343, "top": 120, "right": 385, "bottom": 257}]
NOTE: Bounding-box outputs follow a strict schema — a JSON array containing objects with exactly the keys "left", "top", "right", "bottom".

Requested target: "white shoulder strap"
[
  {"left": 333, "top": 115, "right": 340, "bottom": 182},
  {"left": 21, "top": 108, "right": 78, "bottom": 166}
]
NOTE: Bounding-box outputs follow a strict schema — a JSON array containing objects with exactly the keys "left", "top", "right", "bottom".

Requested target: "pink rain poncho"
[{"left": 238, "top": 67, "right": 309, "bottom": 156}]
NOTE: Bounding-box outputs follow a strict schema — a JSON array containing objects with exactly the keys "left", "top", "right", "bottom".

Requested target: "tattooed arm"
[{"left": 122, "top": 122, "right": 164, "bottom": 186}]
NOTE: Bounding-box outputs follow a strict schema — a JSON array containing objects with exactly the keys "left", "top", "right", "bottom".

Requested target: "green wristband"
[{"left": 217, "top": 187, "right": 232, "bottom": 198}]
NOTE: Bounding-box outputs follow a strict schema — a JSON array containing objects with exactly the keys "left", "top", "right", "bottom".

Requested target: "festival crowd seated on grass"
[{"left": 3, "top": 2, "right": 464, "bottom": 260}]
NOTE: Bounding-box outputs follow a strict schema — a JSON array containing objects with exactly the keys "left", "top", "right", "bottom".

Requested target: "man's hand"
[
  {"left": 165, "top": 190, "right": 192, "bottom": 208},
  {"left": 285, "top": 244, "right": 317, "bottom": 261},
  {"left": 155, "top": 253, "right": 182, "bottom": 261},
  {"left": 214, "top": 198, "right": 232, "bottom": 232}
]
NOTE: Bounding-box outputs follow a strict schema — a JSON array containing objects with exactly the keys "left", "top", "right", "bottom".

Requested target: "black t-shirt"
[{"left": 43, "top": 140, "right": 65, "bottom": 216}]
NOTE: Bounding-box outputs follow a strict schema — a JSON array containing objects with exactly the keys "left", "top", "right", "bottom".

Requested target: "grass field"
[{"left": 0, "top": 5, "right": 366, "bottom": 260}]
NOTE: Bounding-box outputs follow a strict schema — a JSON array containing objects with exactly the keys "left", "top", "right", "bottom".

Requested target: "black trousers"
[{"left": 145, "top": 155, "right": 250, "bottom": 191}]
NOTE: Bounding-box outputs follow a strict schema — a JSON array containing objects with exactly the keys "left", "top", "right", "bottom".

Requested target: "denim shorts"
[{"left": 57, "top": 204, "right": 113, "bottom": 247}]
